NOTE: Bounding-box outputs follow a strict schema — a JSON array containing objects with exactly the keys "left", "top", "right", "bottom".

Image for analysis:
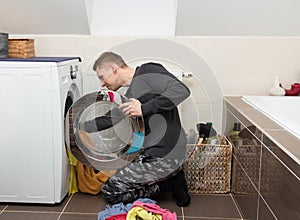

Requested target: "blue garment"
[
  {"left": 126, "top": 131, "right": 145, "bottom": 154},
  {"left": 98, "top": 198, "right": 156, "bottom": 220}
]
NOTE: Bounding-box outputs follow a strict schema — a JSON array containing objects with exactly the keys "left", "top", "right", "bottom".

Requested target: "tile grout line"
[
  {"left": 62, "top": 211, "right": 98, "bottom": 215},
  {"left": 182, "top": 216, "right": 243, "bottom": 219},
  {"left": 261, "top": 141, "right": 300, "bottom": 182},
  {"left": 3, "top": 210, "right": 62, "bottom": 214},
  {"left": 232, "top": 153, "right": 259, "bottom": 192},
  {"left": 256, "top": 141, "right": 263, "bottom": 220},
  {"left": 3, "top": 210, "right": 98, "bottom": 215},
  {"left": 57, "top": 194, "right": 74, "bottom": 220},
  {"left": 0, "top": 205, "right": 8, "bottom": 214},
  {"left": 230, "top": 193, "right": 244, "bottom": 219},
  {"left": 256, "top": 193, "right": 278, "bottom": 220}
]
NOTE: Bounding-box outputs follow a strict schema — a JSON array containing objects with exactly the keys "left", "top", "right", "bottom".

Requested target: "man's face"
[{"left": 96, "top": 65, "right": 119, "bottom": 91}]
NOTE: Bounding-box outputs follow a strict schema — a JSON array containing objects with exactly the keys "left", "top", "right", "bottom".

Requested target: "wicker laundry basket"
[
  {"left": 8, "top": 39, "right": 35, "bottom": 58},
  {"left": 184, "top": 136, "right": 232, "bottom": 194}
]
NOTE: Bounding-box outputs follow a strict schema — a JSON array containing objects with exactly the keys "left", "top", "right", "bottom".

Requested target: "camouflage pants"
[{"left": 101, "top": 154, "right": 183, "bottom": 204}]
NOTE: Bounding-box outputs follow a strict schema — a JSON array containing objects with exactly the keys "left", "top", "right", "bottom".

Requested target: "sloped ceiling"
[
  {"left": 0, "top": 0, "right": 177, "bottom": 36},
  {"left": 1, "top": 0, "right": 300, "bottom": 36},
  {"left": 175, "top": 0, "right": 300, "bottom": 36},
  {"left": 0, "top": 0, "right": 90, "bottom": 35},
  {"left": 88, "top": 0, "right": 177, "bottom": 36}
]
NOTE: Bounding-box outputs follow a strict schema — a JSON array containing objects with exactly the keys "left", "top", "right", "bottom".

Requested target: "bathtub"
[{"left": 242, "top": 96, "right": 300, "bottom": 140}]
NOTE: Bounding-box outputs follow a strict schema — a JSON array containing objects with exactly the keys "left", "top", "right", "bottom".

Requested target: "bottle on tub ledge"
[{"left": 269, "top": 76, "right": 286, "bottom": 96}]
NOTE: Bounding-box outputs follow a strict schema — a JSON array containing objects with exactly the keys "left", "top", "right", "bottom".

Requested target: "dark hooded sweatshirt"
[
  {"left": 85, "top": 63, "right": 190, "bottom": 160},
  {"left": 125, "top": 63, "right": 190, "bottom": 159}
]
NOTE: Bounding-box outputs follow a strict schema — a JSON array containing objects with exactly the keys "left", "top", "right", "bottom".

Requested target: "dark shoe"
[
  {"left": 170, "top": 169, "right": 191, "bottom": 207},
  {"left": 173, "top": 190, "right": 191, "bottom": 207}
]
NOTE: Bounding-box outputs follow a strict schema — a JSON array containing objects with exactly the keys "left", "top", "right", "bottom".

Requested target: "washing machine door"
[{"left": 65, "top": 90, "right": 144, "bottom": 171}]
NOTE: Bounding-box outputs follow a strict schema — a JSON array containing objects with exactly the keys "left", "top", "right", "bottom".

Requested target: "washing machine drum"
[{"left": 65, "top": 90, "right": 144, "bottom": 171}]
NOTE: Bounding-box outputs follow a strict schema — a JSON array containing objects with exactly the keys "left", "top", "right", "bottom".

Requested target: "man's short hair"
[{"left": 93, "top": 51, "right": 127, "bottom": 71}]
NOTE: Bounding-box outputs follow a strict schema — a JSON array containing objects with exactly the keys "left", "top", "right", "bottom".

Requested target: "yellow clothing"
[
  {"left": 67, "top": 148, "right": 78, "bottom": 195},
  {"left": 76, "top": 162, "right": 116, "bottom": 195},
  {"left": 126, "top": 206, "right": 162, "bottom": 220}
]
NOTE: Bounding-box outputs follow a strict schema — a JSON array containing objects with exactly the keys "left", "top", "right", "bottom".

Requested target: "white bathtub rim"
[
  {"left": 242, "top": 96, "right": 300, "bottom": 139},
  {"left": 242, "top": 95, "right": 300, "bottom": 165}
]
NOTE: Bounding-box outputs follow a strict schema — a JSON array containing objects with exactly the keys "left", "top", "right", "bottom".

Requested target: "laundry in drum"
[{"left": 65, "top": 90, "right": 145, "bottom": 171}]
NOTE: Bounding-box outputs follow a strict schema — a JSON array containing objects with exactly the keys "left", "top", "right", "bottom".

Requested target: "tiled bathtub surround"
[{"left": 224, "top": 96, "right": 300, "bottom": 220}]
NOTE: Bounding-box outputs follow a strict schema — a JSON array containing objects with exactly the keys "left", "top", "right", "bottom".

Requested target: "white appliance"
[{"left": 0, "top": 57, "right": 82, "bottom": 204}]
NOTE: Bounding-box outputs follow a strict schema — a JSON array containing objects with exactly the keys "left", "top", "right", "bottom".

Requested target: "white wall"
[
  {"left": 31, "top": 36, "right": 300, "bottom": 94},
  {"left": 19, "top": 35, "right": 300, "bottom": 134},
  {"left": 3, "top": 1, "right": 300, "bottom": 136}
]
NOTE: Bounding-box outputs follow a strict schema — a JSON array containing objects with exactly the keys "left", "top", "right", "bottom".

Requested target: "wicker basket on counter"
[
  {"left": 8, "top": 39, "right": 35, "bottom": 58},
  {"left": 184, "top": 136, "right": 232, "bottom": 194}
]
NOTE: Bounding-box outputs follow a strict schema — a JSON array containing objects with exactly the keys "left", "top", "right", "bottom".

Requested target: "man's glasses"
[
  {"left": 97, "top": 66, "right": 120, "bottom": 82},
  {"left": 98, "top": 70, "right": 113, "bottom": 82}
]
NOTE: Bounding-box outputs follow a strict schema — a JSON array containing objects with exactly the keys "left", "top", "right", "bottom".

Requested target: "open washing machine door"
[{"left": 65, "top": 90, "right": 144, "bottom": 171}]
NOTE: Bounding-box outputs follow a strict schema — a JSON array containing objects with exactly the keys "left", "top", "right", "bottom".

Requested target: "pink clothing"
[
  {"left": 108, "top": 91, "right": 114, "bottom": 102},
  {"left": 130, "top": 201, "right": 177, "bottom": 220}
]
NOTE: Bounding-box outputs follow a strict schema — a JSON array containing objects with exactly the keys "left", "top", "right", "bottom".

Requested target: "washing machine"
[{"left": 0, "top": 57, "right": 82, "bottom": 204}]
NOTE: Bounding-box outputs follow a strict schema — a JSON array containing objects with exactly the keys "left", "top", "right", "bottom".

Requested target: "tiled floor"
[{"left": 0, "top": 192, "right": 243, "bottom": 220}]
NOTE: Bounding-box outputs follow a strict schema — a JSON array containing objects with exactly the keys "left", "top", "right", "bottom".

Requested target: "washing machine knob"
[{"left": 70, "top": 65, "right": 77, "bottom": 79}]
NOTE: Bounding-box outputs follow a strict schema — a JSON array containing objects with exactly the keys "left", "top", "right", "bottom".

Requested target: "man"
[{"left": 87, "top": 51, "right": 191, "bottom": 207}]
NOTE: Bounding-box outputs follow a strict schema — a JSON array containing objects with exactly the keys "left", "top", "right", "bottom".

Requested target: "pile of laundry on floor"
[{"left": 98, "top": 198, "right": 177, "bottom": 220}]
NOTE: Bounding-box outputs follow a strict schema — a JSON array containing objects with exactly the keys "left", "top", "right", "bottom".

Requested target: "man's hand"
[{"left": 119, "top": 98, "right": 143, "bottom": 117}]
